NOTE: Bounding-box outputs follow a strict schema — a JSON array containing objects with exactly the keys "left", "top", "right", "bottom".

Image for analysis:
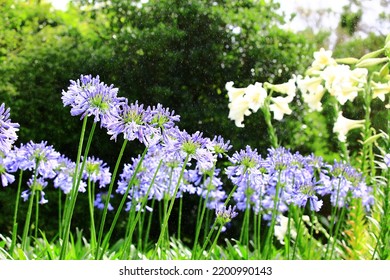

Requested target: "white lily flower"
[
  {"left": 269, "top": 96, "right": 293, "bottom": 121},
  {"left": 371, "top": 81, "right": 390, "bottom": 101},
  {"left": 228, "top": 96, "right": 251, "bottom": 127},
  {"left": 225, "top": 81, "right": 246, "bottom": 102},
  {"left": 333, "top": 112, "right": 365, "bottom": 142},
  {"left": 321, "top": 65, "right": 367, "bottom": 105},
  {"left": 264, "top": 76, "right": 297, "bottom": 98},
  {"left": 302, "top": 84, "right": 325, "bottom": 112},
  {"left": 311, "top": 48, "right": 337, "bottom": 70},
  {"left": 297, "top": 75, "right": 323, "bottom": 95},
  {"left": 244, "top": 82, "right": 267, "bottom": 113}
]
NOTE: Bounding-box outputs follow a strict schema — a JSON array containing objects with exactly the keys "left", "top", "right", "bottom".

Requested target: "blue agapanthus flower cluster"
[
  {"left": 226, "top": 146, "right": 374, "bottom": 219},
  {"left": 61, "top": 74, "right": 126, "bottom": 126},
  {"left": 0, "top": 103, "right": 20, "bottom": 187},
  {"left": 0, "top": 103, "right": 20, "bottom": 155},
  {"left": 1, "top": 136, "right": 112, "bottom": 205},
  {"left": 62, "top": 74, "right": 181, "bottom": 148},
  {"left": 116, "top": 128, "right": 232, "bottom": 211}
]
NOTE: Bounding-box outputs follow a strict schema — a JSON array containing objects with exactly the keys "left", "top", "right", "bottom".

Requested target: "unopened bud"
[
  {"left": 335, "top": 57, "right": 359, "bottom": 64},
  {"left": 355, "top": 57, "right": 389, "bottom": 68}
]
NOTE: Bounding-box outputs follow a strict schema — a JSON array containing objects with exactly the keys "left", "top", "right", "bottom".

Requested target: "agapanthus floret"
[
  {"left": 62, "top": 74, "right": 125, "bottom": 126},
  {"left": 0, "top": 103, "right": 20, "bottom": 154},
  {"left": 0, "top": 156, "right": 15, "bottom": 187},
  {"left": 117, "top": 144, "right": 193, "bottom": 205},
  {"left": 178, "top": 130, "right": 207, "bottom": 155},
  {"left": 209, "top": 135, "right": 232, "bottom": 158},
  {"left": 226, "top": 146, "right": 269, "bottom": 214},
  {"left": 215, "top": 205, "right": 238, "bottom": 225},
  {"left": 147, "top": 103, "right": 180, "bottom": 131},
  {"left": 94, "top": 192, "right": 114, "bottom": 211},
  {"left": 82, "top": 156, "right": 111, "bottom": 188},
  {"left": 291, "top": 176, "right": 323, "bottom": 211},
  {"left": 106, "top": 101, "right": 159, "bottom": 145},
  {"left": 226, "top": 145, "right": 262, "bottom": 179},
  {"left": 15, "top": 141, "right": 60, "bottom": 179},
  {"left": 318, "top": 161, "right": 374, "bottom": 209},
  {"left": 53, "top": 156, "right": 86, "bottom": 194},
  {"left": 166, "top": 129, "right": 215, "bottom": 171},
  {"left": 186, "top": 167, "right": 227, "bottom": 210},
  {"left": 62, "top": 75, "right": 101, "bottom": 107},
  {"left": 266, "top": 147, "right": 294, "bottom": 172},
  {"left": 21, "top": 176, "right": 49, "bottom": 204}
]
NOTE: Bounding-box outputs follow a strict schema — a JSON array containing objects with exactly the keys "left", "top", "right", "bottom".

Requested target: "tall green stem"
[
  {"left": 120, "top": 158, "right": 162, "bottom": 259},
  {"left": 10, "top": 170, "right": 23, "bottom": 254},
  {"left": 196, "top": 184, "right": 238, "bottom": 259},
  {"left": 21, "top": 166, "right": 39, "bottom": 251},
  {"left": 87, "top": 179, "right": 97, "bottom": 255},
  {"left": 98, "top": 147, "right": 148, "bottom": 260},
  {"left": 263, "top": 172, "right": 282, "bottom": 259},
  {"left": 191, "top": 167, "right": 216, "bottom": 259},
  {"left": 153, "top": 155, "right": 190, "bottom": 258},
  {"left": 324, "top": 178, "right": 343, "bottom": 259},
  {"left": 34, "top": 190, "right": 40, "bottom": 240},
  {"left": 262, "top": 97, "right": 279, "bottom": 148},
  {"left": 95, "top": 139, "right": 128, "bottom": 258},
  {"left": 60, "top": 117, "right": 95, "bottom": 259},
  {"left": 361, "top": 80, "right": 373, "bottom": 176}
]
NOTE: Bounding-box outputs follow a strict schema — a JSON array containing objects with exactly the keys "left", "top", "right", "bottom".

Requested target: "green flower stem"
[
  {"left": 96, "top": 139, "right": 128, "bottom": 258},
  {"left": 263, "top": 172, "right": 282, "bottom": 259},
  {"left": 197, "top": 220, "right": 217, "bottom": 259},
  {"left": 307, "top": 210, "right": 316, "bottom": 260},
  {"left": 87, "top": 178, "right": 97, "bottom": 255},
  {"left": 21, "top": 190, "right": 36, "bottom": 251},
  {"left": 262, "top": 97, "right": 279, "bottom": 148},
  {"left": 34, "top": 190, "right": 40, "bottom": 240},
  {"left": 196, "top": 184, "right": 238, "bottom": 259},
  {"left": 381, "top": 94, "right": 390, "bottom": 259},
  {"left": 361, "top": 81, "right": 373, "bottom": 176},
  {"left": 21, "top": 166, "right": 39, "bottom": 251},
  {"left": 10, "top": 170, "right": 23, "bottom": 254},
  {"left": 98, "top": 147, "right": 148, "bottom": 260},
  {"left": 324, "top": 178, "right": 343, "bottom": 260},
  {"left": 60, "top": 118, "right": 95, "bottom": 260},
  {"left": 178, "top": 195, "right": 183, "bottom": 240},
  {"left": 329, "top": 204, "right": 347, "bottom": 259},
  {"left": 120, "top": 158, "right": 163, "bottom": 259},
  {"left": 292, "top": 206, "right": 303, "bottom": 260},
  {"left": 143, "top": 198, "right": 156, "bottom": 251},
  {"left": 22, "top": 165, "right": 39, "bottom": 251},
  {"left": 121, "top": 198, "right": 137, "bottom": 259},
  {"left": 191, "top": 167, "right": 216, "bottom": 259},
  {"left": 191, "top": 192, "right": 206, "bottom": 258},
  {"left": 153, "top": 155, "right": 190, "bottom": 259},
  {"left": 162, "top": 168, "right": 174, "bottom": 244},
  {"left": 137, "top": 212, "right": 144, "bottom": 254},
  {"left": 255, "top": 212, "right": 262, "bottom": 259},
  {"left": 239, "top": 200, "right": 251, "bottom": 249},
  {"left": 285, "top": 205, "right": 293, "bottom": 260},
  {"left": 203, "top": 210, "right": 212, "bottom": 243},
  {"left": 61, "top": 116, "right": 88, "bottom": 235},
  {"left": 204, "top": 225, "right": 224, "bottom": 260},
  {"left": 58, "top": 188, "right": 62, "bottom": 240}
]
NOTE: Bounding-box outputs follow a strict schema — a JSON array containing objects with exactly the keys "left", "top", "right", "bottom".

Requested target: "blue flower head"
[
  {"left": 62, "top": 74, "right": 125, "bottom": 126},
  {"left": 0, "top": 103, "right": 20, "bottom": 155}
]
